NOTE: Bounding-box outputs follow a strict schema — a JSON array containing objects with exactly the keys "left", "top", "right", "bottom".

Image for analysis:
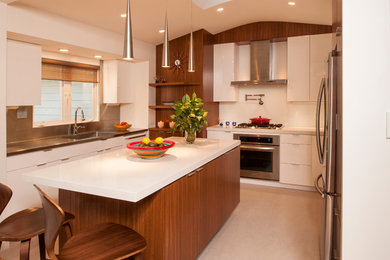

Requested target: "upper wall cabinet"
[
  {"left": 6, "top": 40, "right": 42, "bottom": 106},
  {"left": 213, "top": 43, "right": 238, "bottom": 102},
  {"left": 103, "top": 60, "right": 146, "bottom": 104},
  {"left": 287, "top": 33, "right": 332, "bottom": 102}
]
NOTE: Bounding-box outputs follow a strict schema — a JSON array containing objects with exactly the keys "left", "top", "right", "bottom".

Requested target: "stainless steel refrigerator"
[{"left": 315, "top": 30, "right": 342, "bottom": 260}]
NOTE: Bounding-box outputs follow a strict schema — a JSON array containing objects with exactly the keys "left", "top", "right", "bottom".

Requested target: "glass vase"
[{"left": 184, "top": 129, "right": 196, "bottom": 144}]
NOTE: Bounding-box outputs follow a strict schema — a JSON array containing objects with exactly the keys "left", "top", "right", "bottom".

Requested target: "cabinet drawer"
[
  {"left": 280, "top": 134, "right": 312, "bottom": 145},
  {"left": 280, "top": 144, "right": 311, "bottom": 165},
  {"left": 207, "top": 131, "right": 233, "bottom": 140},
  {"left": 7, "top": 151, "right": 46, "bottom": 172},
  {"left": 280, "top": 163, "right": 313, "bottom": 186}
]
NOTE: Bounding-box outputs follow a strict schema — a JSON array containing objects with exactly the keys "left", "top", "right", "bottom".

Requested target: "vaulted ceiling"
[{"left": 10, "top": 0, "right": 332, "bottom": 44}]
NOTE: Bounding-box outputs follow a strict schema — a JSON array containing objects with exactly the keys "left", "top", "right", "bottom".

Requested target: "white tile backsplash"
[{"left": 219, "top": 85, "right": 316, "bottom": 127}]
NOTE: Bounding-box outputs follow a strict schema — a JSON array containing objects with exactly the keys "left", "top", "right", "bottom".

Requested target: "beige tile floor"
[
  {"left": 0, "top": 183, "right": 322, "bottom": 260},
  {"left": 197, "top": 183, "right": 322, "bottom": 260}
]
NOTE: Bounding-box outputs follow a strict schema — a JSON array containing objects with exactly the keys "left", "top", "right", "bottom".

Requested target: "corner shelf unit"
[{"left": 149, "top": 82, "right": 201, "bottom": 139}]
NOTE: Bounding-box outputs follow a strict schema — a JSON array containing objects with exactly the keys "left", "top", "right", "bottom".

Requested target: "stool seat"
[
  {"left": 0, "top": 207, "right": 74, "bottom": 241},
  {"left": 58, "top": 223, "right": 146, "bottom": 260}
]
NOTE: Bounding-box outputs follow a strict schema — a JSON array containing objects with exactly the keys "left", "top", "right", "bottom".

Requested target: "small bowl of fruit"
[
  {"left": 114, "top": 122, "right": 132, "bottom": 131},
  {"left": 127, "top": 137, "right": 175, "bottom": 159}
]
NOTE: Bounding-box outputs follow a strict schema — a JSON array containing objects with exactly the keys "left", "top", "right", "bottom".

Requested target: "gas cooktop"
[{"left": 235, "top": 123, "right": 283, "bottom": 130}]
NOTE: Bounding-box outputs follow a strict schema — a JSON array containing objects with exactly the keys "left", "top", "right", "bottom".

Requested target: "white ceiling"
[{"left": 10, "top": 0, "right": 332, "bottom": 44}]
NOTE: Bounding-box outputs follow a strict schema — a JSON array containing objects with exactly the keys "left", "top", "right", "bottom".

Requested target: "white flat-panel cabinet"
[
  {"left": 6, "top": 40, "right": 42, "bottom": 106},
  {"left": 287, "top": 33, "right": 332, "bottom": 102},
  {"left": 280, "top": 133, "right": 321, "bottom": 187},
  {"left": 213, "top": 43, "right": 238, "bottom": 102},
  {"left": 103, "top": 60, "right": 146, "bottom": 104},
  {"left": 287, "top": 36, "right": 310, "bottom": 101},
  {"left": 207, "top": 129, "right": 234, "bottom": 140},
  {"left": 309, "top": 34, "right": 332, "bottom": 101}
]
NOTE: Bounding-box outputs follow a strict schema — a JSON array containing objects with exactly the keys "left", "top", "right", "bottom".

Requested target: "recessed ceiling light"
[
  {"left": 159, "top": 29, "right": 165, "bottom": 33},
  {"left": 94, "top": 55, "right": 103, "bottom": 59},
  {"left": 288, "top": 2, "right": 296, "bottom": 6},
  {"left": 59, "top": 48, "right": 69, "bottom": 53},
  {"left": 217, "top": 7, "right": 224, "bottom": 12},
  {"left": 120, "top": 13, "right": 127, "bottom": 18}
]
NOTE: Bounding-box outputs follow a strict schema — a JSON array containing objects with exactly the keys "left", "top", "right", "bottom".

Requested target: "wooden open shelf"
[
  {"left": 149, "top": 105, "right": 174, "bottom": 109},
  {"left": 149, "top": 82, "right": 200, "bottom": 87}
]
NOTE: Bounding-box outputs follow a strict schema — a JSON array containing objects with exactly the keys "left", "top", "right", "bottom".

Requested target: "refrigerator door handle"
[
  {"left": 314, "top": 174, "right": 325, "bottom": 198},
  {"left": 316, "top": 78, "right": 326, "bottom": 164}
]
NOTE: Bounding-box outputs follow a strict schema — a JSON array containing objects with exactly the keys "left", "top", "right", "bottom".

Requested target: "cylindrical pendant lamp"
[
  {"left": 162, "top": 11, "right": 170, "bottom": 68},
  {"left": 123, "top": 0, "right": 134, "bottom": 60}
]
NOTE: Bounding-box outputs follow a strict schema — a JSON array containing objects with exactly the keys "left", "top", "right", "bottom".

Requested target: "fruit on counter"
[
  {"left": 120, "top": 122, "right": 128, "bottom": 126},
  {"left": 155, "top": 137, "right": 164, "bottom": 145},
  {"left": 142, "top": 137, "right": 150, "bottom": 145},
  {"left": 139, "top": 137, "right": 165, "bottom": 147}
]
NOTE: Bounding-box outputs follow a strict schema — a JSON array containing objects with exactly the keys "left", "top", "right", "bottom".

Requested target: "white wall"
[
  {"left": 219, "top": 85, "right": 316, "bottom": 127},
  {"left": 343, "top": 0, "right": 390, "bottom": 259},
  {"left": 0, "top": 3, "right": 6, "bottom": 181}
]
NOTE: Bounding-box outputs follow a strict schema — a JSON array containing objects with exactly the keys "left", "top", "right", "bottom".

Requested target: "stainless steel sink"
[{"left": 60, "top": 131, "right": 116, "bottom": 141}]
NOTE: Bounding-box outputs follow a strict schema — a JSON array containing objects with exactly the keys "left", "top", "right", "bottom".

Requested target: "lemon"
[
  {"left": 142, "top": 137, "right": 150, "bottom": 145},
  {"left": 155, "top": 137, "right": 164, "bottom": 145}
]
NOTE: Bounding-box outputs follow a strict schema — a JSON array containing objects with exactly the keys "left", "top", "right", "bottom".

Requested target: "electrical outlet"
[
  {"left": 387, "top": 112, "right": 390, "bottom": 139},
  {"left": 16, "top": 108, "right": 27, "bottom": 119}
]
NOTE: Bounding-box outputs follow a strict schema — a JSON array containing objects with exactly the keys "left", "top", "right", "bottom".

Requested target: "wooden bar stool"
[
  {"left": 0, "top": 183, "right": 74, "bottom": 260},
  {"left": 34, "top": 185, "right": 146, "bottom": 260}
]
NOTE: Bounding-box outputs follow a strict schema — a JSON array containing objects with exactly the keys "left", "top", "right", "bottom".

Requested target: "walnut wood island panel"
[{"left": 23, "top": 138, "right": 240, "bottom": 260}]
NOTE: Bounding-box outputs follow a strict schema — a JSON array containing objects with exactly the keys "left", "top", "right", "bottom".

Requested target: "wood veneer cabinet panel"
[
  {"left": 59, "top": 147, "right": 240, "bottom": 260},
  {"left": 213, "top": 22, "right": 332, "bottom": 44}
]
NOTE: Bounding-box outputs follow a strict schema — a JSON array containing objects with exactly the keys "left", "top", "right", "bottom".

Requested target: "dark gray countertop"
[{"left": 7, "top": 128, "right": 148, "bottom": 156}]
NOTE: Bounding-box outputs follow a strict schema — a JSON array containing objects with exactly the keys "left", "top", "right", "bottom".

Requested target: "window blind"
[{"left": 41, "top": 58, "right": 99, "bottom": 83}]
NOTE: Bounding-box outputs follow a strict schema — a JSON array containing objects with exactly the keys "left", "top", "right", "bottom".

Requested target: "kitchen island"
[{"left": 23, "top": 137, "right": 241, "bottom": 260}]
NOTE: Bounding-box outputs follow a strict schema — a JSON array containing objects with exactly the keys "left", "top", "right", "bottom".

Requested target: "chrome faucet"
[{"left": 73, "top": 107, "right": 85, "bottom": 135}]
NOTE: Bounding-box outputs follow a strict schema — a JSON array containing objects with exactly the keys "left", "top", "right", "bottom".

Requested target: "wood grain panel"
[
  {"left": 59, "top": 147, "right": 240, "bottom": 260},
  {"left": 213, "top": 22, "right": 332, "bottom": 44}
]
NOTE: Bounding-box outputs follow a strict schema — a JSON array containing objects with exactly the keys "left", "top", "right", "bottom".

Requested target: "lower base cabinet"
[{"left": 59, "top": 147, "right": 240, "bottom": 260}]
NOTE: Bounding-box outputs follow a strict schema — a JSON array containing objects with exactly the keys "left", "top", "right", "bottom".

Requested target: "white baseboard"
[{"left": 240, "top": 177, "right": 316, "bottom": 192}]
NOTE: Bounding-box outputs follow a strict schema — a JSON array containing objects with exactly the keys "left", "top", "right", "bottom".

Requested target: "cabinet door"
[
  {"left": 280, "top": 163, "right": 313, "bottom": 186},
  {"left": 309, "top": 34, "right": 332, "bottom": 101},
  {"left": 207, "top": 130, "right": 233, "bottom": 140},
  {"left": 213, "top": 43, "right": 238, "bottom": 102},
  {"left": 287, "top": 36, "right": 310, "bottom": 101},
  {"left": 7, "top": 40, "right": 42, "bottom": 106}
]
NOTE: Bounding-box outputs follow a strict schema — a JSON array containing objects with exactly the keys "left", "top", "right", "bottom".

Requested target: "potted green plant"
[{"left": 170, "top": 93, "right": 208, "bottom": 144}]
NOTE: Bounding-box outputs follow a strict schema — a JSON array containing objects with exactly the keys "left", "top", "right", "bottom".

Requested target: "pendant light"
[
  {"left": 162, "top": 10, "right": 170, "bottom": 68},
  {"left": 123, "top": 0, "right": 134, "bottom": 60},
  {"left": 188, "top": 0, "right": 195, "bottom": 72}
]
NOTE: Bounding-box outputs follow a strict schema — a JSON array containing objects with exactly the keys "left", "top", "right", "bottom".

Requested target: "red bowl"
[{"left": 127, "top": 140, "right": 175, "bottom": 159}]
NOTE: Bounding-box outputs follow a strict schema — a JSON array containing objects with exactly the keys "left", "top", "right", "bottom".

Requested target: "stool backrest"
[
  {"left": 0, "top": 183, "right": 12, "bottom": 216},
  {"left": 34, "top": 185, "right": 65, "bottom": 260}
]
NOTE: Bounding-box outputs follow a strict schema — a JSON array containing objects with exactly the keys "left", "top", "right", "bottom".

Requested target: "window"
[{"left": 33, "top": 59, "right": 99, "bottom": 126}]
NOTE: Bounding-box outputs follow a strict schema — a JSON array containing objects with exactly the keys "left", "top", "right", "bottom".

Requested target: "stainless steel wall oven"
[{"left": 233, "top": 134, "right": 280, "bottom": 181}]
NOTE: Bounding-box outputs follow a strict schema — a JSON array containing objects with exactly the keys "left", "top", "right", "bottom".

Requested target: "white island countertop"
[{"left": 23, "top": 137, "right": 240, "bottom": 203}]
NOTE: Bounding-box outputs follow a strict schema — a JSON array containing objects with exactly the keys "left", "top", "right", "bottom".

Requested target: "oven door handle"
[{"left": 240, "top": 145, "right": 276, "bottom": 152}]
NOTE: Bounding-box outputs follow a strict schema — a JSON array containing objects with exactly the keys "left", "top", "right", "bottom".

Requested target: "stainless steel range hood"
[{"left": 231, "top": 40, "right": 287, "bottom": 85}]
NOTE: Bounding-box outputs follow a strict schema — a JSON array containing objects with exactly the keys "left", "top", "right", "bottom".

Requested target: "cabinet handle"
[
  {"left": 43, "top": 148, "right": 53, "bottom": 152},
  {"left": 195, "top": 167, "right": 204, "bottom": 172},
  {"left": 187, "top": 171, "right": 196, "bottom": 177},
  {"left": 37, "top": 163, "right": 47, "bottom": 167},
  {"left": 97, "top": 150, "right": 104, "bottom": 153},
  {"left": 61, "top": 158, "right": 70, "bottom": 161},
  {"left": 105, "top": 148, "right": 112, "bottom": 151}
]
